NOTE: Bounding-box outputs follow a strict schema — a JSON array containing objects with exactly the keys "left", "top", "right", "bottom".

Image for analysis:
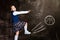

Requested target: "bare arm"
[{"left": 13, "top": 11, "right": 30, "bottom": 16}]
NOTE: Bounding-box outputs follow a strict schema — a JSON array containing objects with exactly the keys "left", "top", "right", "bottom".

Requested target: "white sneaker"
[{"left": 24, "top": 31, "right": 31, "bottom": 34}]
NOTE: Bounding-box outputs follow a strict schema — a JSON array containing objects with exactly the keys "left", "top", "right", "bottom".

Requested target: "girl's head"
[{"left": 11, "top": 5, "right": 16, "bottom": 11}]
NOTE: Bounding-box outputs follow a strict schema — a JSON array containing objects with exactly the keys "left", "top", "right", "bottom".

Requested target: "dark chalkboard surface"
[{"left": 0, "top": 0, "right": 60, "bottom": 40}]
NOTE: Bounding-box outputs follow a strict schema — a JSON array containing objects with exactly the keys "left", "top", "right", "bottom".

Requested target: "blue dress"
[{"left": 11, "top": 11, "right": 26, "bottom": 32}]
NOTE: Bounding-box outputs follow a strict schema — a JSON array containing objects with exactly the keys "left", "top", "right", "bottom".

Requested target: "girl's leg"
[
  {"left": 24, "top": 22, "right": 31, "bottom": 34},
  {"left": 14, "top": 31, "right": 19, "bottom": 40}
]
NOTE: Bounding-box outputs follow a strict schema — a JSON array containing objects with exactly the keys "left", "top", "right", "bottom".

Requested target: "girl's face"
[{"left": 11, "top": 5, "right": 16, "bottom": 11}]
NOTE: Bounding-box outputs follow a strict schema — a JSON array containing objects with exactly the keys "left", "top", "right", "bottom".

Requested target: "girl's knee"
[
  {"left": 25, "top": 22, "right": 28, "bottom": 25},
  {"left": 15, "top": 31, "right": 19, "bottom": 35}
]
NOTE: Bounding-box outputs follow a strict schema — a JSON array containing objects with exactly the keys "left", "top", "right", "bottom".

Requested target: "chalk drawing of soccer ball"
[{"left": 44, "top": 15, "right": 55, "bottom": 25}]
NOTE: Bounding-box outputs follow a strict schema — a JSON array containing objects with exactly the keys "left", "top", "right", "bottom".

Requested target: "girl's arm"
[{"left": 13, "top": 11, "right": 30, "bottom": 16}]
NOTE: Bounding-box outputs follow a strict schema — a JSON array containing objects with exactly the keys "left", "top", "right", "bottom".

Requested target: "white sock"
[
  {"left": 24, "top": 23, "right": 28, "bottom": 32},
  {"left": 14, "top": 35, "right": 18, "bottom": 40},
  {"left": 24, "top": 23, "right": 31, "bottom": 34}
]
